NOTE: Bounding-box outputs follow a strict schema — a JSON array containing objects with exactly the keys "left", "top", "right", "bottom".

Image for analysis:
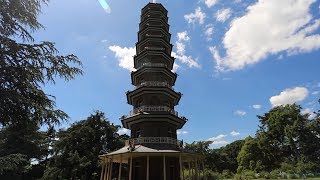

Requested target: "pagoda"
[{"left": 100, "top": 2, "right": 202, "bottom": 180}]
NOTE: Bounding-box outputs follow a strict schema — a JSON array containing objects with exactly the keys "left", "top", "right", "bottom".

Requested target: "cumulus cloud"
[
  {"left": 184, "top": 7, "right": 206, "bottom": 25},
  {"left": 177, "top": 130, "right": 188, "bottom": 135},
  {"left": 177, "top": 31, "right": 190, "bottom": 42},
  {"left": 270, "top": 87, "right": 309, "bottom": 107},
  {"left": 301, "top": 108, "right": 317, "bottom": 119},
  {"left": 230, "top": 131, "right": 240, "bottom": 136},
  {"left": 211, "top": 140, "right": 229, "bottom": 145},
  {"left": 205, "top": 24, "right": 214, "bottom": 41},
  {"left": 109, "top": 45, "right": 135, "bottom": 71},
  {"left": 252, "top": 104, "right": 262, "bottom": 110},
  {"left": 210, "top": 0, "right": 320, "bottom": 71},
  {"left": 117, "top": 128, "right": 130, "bottom": 135},
  {"left": 176, "top": 42, "right": 186, "bottom": 55},
  {"left": 234, "top": 110, "right": 247, "bottom": 116},
  {"left": 204, "top": 0, "right": 218, "bottom": 8},
  {"left": 215, "top": 8, "right": 232, "bottom": 22},
  {"left": 172, "top": 52, "right": 201, "bottom": 69},
  {"left": 173, "top": 31, "right": 201, "bottom": 69},
  {"left": 207, "top": 134, "right": 227, "bottom": 141}
]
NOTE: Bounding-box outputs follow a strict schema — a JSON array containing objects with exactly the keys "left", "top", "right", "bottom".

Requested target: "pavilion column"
[
  {"left": 104, "top": 159, "right": 109, "bottom": 180},
  {"left": 146, "top": 155, "right": 150, "bottom": 180},
  {"left": 163, "top": 155, "right": 166, "bottom": 180},
  {"left": 118, "top": 155, "right": 122, "bottom": 180},
  {"left": 100, "top": 160, "right": 105, "bottom": 180},
  {"left": 108, "top": 158, "right": 113, "bottom": 180},
  {"left": 191, "top": 161, "right": 195, "bottom": 180},
  {"left": 129, "top": 155, "right": 133, "bottom": 180},
  {"left": 195, "top": 159, "right": 199, "bottom": 180},
  {"left": 179, "top": 154, "right": 183, "bottom": 180},
  {"left": 188, "top": 161, "right": 192, "bottom": 180},
  {"left": 202, "top": 160, "right": 207, "bottom": 180}
]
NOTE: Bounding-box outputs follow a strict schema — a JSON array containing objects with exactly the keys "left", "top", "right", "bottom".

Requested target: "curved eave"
[
  {"left": 137, "top": 26, "right": 171, "bottom": 42},
  {"left": 142, "top": 3, "right": 168, "bottom": 16},
  {"left": 136, "top": 37, "right": 172, "bottom": 52},
  {"left": 131, "top": 67, "right": 177, "bottom": 85},
  {"left": 133, "top": 50, "right": 175, "bottom": 69},
  {"left": 121, "top": 113, "right": 186, "bottom": 129},
  {"left": 126, "top": 87, "right": 181, "bottom": 106}
]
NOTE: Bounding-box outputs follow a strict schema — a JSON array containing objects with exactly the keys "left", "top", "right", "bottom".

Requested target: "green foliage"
[
  {"left": 0, "top": 0, "right": 82, "bottom": 178},
  {"left": 43, "top": 112, "right": 128, "bottom": 180},
  {"left": 0, "top": 154, "right": 28, "bottom": 175},
  {"left": 237, "top": 104, "right": 320, "bottom": 174}
]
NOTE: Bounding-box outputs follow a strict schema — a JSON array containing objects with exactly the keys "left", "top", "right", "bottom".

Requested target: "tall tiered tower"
[
  {"left": 100, "top": 2, "right": 200, "bottom": 180},
  {"left": 122, "top": 2, "right": 186, "bottom": 150}
]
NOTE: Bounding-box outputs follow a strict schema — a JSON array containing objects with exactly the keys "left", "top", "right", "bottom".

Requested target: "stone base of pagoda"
[{"left": 99, "top": 145, "right": 205, "bottom": 180}]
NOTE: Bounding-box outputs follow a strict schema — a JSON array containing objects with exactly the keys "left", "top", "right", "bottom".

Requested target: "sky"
[{"left": 34, "top": 0, "right": 320, "bottom": 148}]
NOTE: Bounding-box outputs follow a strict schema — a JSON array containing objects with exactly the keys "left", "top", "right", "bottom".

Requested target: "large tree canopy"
[
  {"left": 237, "top": 104, "right": 320, "bottom": 173},
  {"left": 0, "top": 0, "right": 83, "bottom": 126},
  {"left": 0, "top": 0, "right": 82, "bottom": 178},
  {"left": 43, "top": 112, "right": 128, "bottom": 180}
]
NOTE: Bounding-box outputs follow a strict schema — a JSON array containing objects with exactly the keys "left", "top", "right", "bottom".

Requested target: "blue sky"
[{"left": 34, "top": 0, "right": 320, "bottom": 148}]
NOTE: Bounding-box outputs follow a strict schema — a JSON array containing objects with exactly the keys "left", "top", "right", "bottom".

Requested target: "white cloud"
[
  {"left": 207, "top": 134, "right": 227, "bottom": 141},
  {"left": 270, "top": 87, "right": 309, "bottom": 107},
  {"left": 172, "top": 63, "right": 179, "bottom": 72},
  {"left": 172, "top": 52, "right": 201, "bottom": 69},
  {"left": 177, "top": 31, "right": 190, "bottom": 42},
  {"left": 177, "top": 130, "right": 188, "bottom": 135},
  {"left": 215, "top": 8, "right": 232, "bottom": 22},
  {"left": 176, "top": 42, "right": 186, "bottom": 55},
  {"left": 204, "top": 0, "right": 218, "bottom": 8},
  {"left": 252, "top": 104, "right": 262, "bottom": 110},
  {"left": 230, "top": 130, "right": 240, "bottom": 136},
  {"left": 174, "top": 31, "right": 201, "bottom": 69},
  {"left": 301, "top": 108, "right": 317, "bottom": 119},
  {"left": 312, "top": 91, "right": 319, "bottom": 95},
  {"left": 211, "top": 0, "right": 320, "bottom": 71},
  {"left": 234, "top": 110, "right": 247, "bottom": 116},
  {"left": 205, "top": 24, "right": 214, "bottom": 41},
  {"left": 184, "top": 7, "right": 206, "bottom": 25},
  {"left": 109, "top": 45, "right": 135, "bottom": 71},
  {"left": 117, "top": 128, "right": 130, "bottom": 135},
  {"left": 211, "top": 140, "right": 229, "bottom": 145}
]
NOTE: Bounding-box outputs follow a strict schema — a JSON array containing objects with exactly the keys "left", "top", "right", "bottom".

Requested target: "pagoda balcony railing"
[
  {"left": 145, "top": 33, "right": 164, "bottom": 38},
  {"left": 125, "top": 137, "right": 182, "bottom": 146},
  {"left": 136, "top": 81, "right": 172, "bottom": 89},
  {"left": 128, "top": 106, "right": 178, "bottom": 116},
  {"left": 144, "top": 46, "right": 165, "bottom": 51},
  {"left": 138, "top": 63, "right": 167, "bottom": 69}
]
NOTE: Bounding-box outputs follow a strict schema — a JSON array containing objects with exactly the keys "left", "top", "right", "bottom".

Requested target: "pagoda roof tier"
[
  {"left": 99, "top": 145, "right": 202, "bottom": 164},
  {"left": 134, "top": 50, "right": 175, "bottom": 70},
  {"left": 126, "top": 87, "right": 181, "bottom": 106},
  {"left": 136, "top": 37, "right": 172, "bottom": 55},
  {"left": 141, "top": 3, "right": 168, "bottom": 17},
  {"left": 140, "top": 10, "right": 168, "bottom": 24},
  {"left": 121, "top": 112, "right": 187, "bottom": 129},
  {"left": 139, "top": 17, "right": 169, "bottom": 32},
  {"left": 131, "top": 67, "right": 177, "bottom": 86},
  {"left": 138, "top": 26, "right": 171, "bottom": 42}
]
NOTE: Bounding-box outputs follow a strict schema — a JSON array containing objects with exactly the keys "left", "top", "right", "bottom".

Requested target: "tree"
[
  {"left": 0, "top": 0, "right": 82, "bottom": 178},
  {"left": 218, "top": 140, "right": 244, "bottom": 173},
  {"left": 42, "top": 112, "right": 128, "bottom": 180},
  {"left": 237, "top": 104, "right": 320, "bottom": 173}
]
